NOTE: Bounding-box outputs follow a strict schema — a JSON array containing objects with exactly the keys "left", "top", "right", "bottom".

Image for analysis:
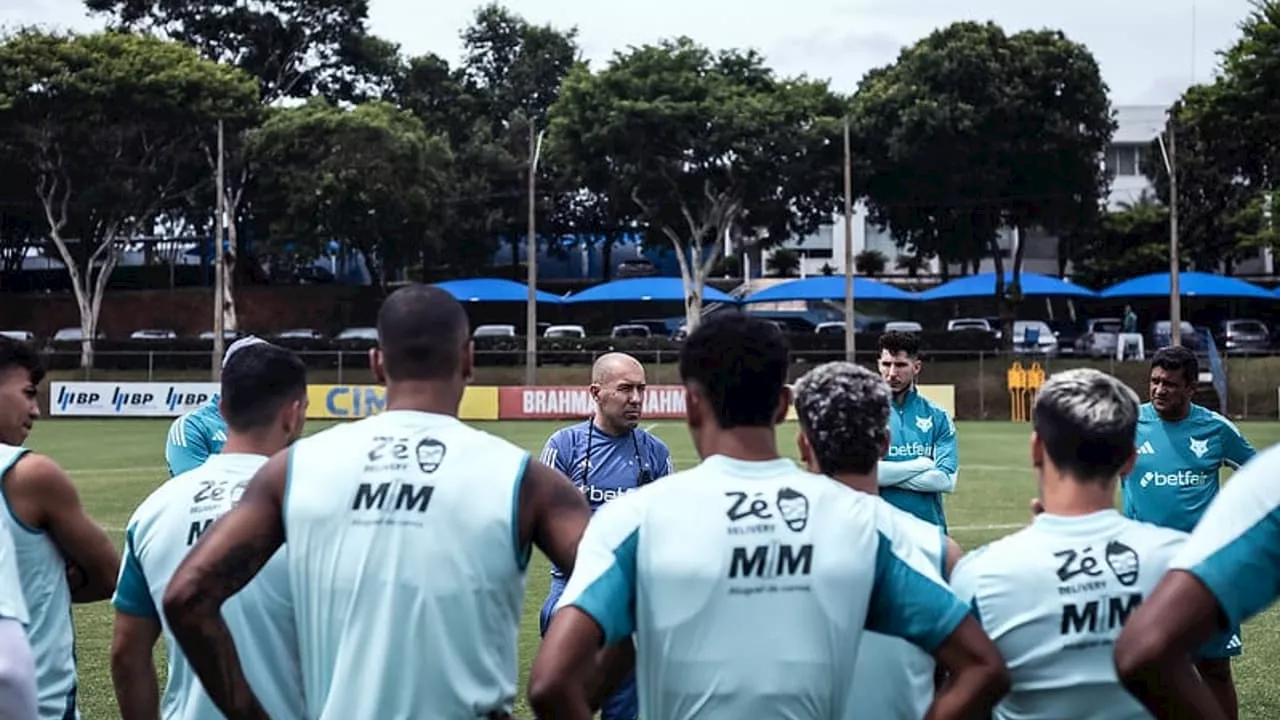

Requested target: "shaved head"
[
  {"left": 592, "top": 352, "right": 643, "bottom": 385},
  {"left": 375, "top": 284, "right": 470, "bottom": 381},
  {"left": 590, "top": 352, "right": 647, "bottom": 433}
]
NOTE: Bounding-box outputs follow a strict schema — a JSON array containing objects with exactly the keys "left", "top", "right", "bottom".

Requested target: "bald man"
[{"left": 536, "top": 352, "right": 674, "bottom": 720}]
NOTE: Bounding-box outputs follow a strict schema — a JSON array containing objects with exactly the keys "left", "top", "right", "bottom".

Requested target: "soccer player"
[
  {"left": 537, "top": 351, "right": 674, "bottom": 720},
  {"left": 1115, "top": 444, "right": 1280, "bottom": 720},
  {"left": 0, "top": 485, "right": 36, "bottom": 720},
  {"left": 1119, "top": 345, "right": 1255, "bottom": 717},
  {"left": 161, "top": 284, "right": 591, "bottom": 720},
  {"left": 111, "top": 342, "right": 308, "bottom": 720},
  {"left": 876, "top": 331, "right": 959, "bottom": 530},
  {"left": 528, "top": 312, "right": 1008, "bottom": 720},
  {"left": 0, "top": 335, "right": 120, "bottom": 720},
  {"left": 164, "top": 335, "right": 268, "bottom": 477},
  {"left": 792, "top": 360, "right": 964, "bottom": 719},
  {"left": 949, "top": 368, "right": 1189, "bottom": 719}
]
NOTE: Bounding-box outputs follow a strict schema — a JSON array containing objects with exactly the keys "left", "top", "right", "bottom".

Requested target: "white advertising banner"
[{"left": 50, "top": 382, "right": 220, "bottom": 417}]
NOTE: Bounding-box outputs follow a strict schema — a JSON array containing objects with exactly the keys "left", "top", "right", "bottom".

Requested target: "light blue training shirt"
[
  {"left": 113, "top": 452, "right": 304, "bottom": 720},
  {"left": 557, "top": 454, "right": 971, "bottom": 720},
  {"left": 0, "top": 444, "right": 78, "bottom": 720},
  {"left": 164, "top": 397, "right": 228, "bottom": 478},
  {"left": 878, "top": 386, "right": 959, "bottom": 530}
]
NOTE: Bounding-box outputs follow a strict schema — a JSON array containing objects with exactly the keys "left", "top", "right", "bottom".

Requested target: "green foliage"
[
  {"left": 851, "top": 21, "right": 1114, "bottom": 341},
  {"left": 246, "top": 98, "right": 452, "bottom": 287},
  {"left": 1070, "top": 193, "right": 1172, "bottom": 289},
  {"left": 548, "top": 37, "right": 845, "bottom": 328}
]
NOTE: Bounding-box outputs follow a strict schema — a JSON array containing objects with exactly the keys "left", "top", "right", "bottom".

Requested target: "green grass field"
[{"left": 23, "top": 418, "right": 1280, "bottom": 718}]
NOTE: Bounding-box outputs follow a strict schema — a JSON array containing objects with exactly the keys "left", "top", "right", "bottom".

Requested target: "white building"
[{"left": 773, "top": 104, "right": 1272, "bottom": 278}]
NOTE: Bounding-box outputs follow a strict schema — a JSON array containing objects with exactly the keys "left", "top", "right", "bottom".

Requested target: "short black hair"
[
  {"left": 220, "top": 343, "right": 307, "bottom": 432},
  {"left": 1033, "top": 368, "right": 1140, "bottom": 483},
  {"left": 793, "top": 362, "right": 892, "bottom": 475},
  {"left": 0, "top": 336, "right": 44, "bottom": 385},
  {"left": 878, "top": 330, "right": 919, "bottom": 358},
  {"left": 377, "top": 284, "right": 470, "bottom": 381},
  {"left": 1150, "top": 345, "right": 1198, "bottom": 387},
  {"left": 678, "top": 312, "right": 790, "bottom": 429}
]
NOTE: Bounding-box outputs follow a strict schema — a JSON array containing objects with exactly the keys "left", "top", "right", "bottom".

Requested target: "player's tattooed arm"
[
  {"left": 162, "top": 450, "right": 289, "bottom": 720},
  {"left": 520, "top": 460, "right": 591, "bottom": 576}
]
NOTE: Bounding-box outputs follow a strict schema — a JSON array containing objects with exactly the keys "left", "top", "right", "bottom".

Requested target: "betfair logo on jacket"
[{"left": 886, "top": 442, "right": 933, "bottom": 458}]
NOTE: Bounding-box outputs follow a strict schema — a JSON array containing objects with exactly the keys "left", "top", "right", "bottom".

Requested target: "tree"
[
  {"left": 0, "top": 29, "right": 258, "bottom": 367},
  {"left": 548, "top": 38, "right": 845, "bottom": 329},
  {"left": 86, "top": 0, "right": 390, "bottom": 327},
  {"left": 460, "top": 3, "right": 580, "bottom": 276},
  {"left": 246, "top": 99, "right": 451, "bottom": 289},
  {"left": 852, "top": 22, "right": 1114, "bottom": 344},
  {"left": 856, "top": 249, "right": 888, "bottom": 276},
  {"left": 1071, "top": 192, "right": 1172, "bottom": 290},
  {"left": 1142, "top": 84, "right": 1252, "bottom": 272}
]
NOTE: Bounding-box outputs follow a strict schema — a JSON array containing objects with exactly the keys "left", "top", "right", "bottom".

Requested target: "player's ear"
[
  {"left": 1030, "top": 430, "right": 1044, "bottom": 469},
  {"left": 461, "top": 339, "right": 475, "bottom": 383},
  {"left": 369, "top": 347, "right": 387, "bottom": 385},
  {"left": 774, "top": 384, "right": 793, "bottom": 425},
  {"left": 796, "top": 429, "right": 814, "bottom": 471}
]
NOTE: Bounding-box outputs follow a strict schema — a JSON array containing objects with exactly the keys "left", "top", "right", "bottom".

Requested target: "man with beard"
[
  {"left": 1118, "top": 345, "right": 1255, "bottom": 719},
  {"left": 536, "top": 352, "right": 674, "bottom": 720},
  {"left": 876, "top": 331, "right": 959, "bottom": 531}
]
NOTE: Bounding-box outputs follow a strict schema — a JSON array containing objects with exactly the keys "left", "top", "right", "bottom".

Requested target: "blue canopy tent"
[
  {"left": 740, "top": 276, "right": 920, "bottom": 303},
  {"left": 1100, "top": 272, "right": 1274, "bottom": 300},
  {"left": 432, "top": 278, "right": 564, "bottom": 304},
  {"left": 564, "top": 277, "right": 738, "bottom": 304},
  {"left": 918, "top": 271, "right": 1098, "bottom": 301}
]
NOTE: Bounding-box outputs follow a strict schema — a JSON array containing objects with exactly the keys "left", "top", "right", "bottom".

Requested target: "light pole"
[
  {"left": 213, "top": 119, "right": 225, "bottom": 378},
  {"left": 525, "top": 121, "right": 547, "bottom": 384},
  {"left": 842, "top": 117, "right": 856, "bottom": 361},
  {"left": 1155, "top": 123, "right": 1182, "bottom": 346}
]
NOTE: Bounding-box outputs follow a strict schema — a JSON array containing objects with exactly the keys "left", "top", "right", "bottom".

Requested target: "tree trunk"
[
  {"left": 602, "top": 233, "right": 616, "bottom": 280},
  {"left": 222, "top": 198, "right": 240, "bottom": 333}
]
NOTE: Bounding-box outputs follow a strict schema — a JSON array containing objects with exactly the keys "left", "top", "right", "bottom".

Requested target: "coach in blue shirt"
[{"left": 537, "top": 351, "right": 674, "bottom": 720}]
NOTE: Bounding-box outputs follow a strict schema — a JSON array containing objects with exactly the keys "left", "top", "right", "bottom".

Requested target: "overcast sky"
[{"left": 0, "top": 0, "right": 1255, "bottom": 106}]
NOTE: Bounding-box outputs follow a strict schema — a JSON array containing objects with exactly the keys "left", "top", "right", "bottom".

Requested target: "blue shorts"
[
  {"left": 540, "top": 577, "right": 638, "bottom": 720},
  {"left": 1198, "top": 624, "right": 1242, "bottom": 661}
]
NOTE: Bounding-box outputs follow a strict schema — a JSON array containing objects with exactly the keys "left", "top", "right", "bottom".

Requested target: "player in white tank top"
[
  {"left": 0, "top": 336, "right": 119, "bottom": 720},
  {"left": 947, "top": 368, "right": 1190, "bottom": 720},
  {"left": 529, "top": 314, "right": 1010, "bottom": 719},
  {"left": 110, "top": 342, "right": 309, "bottom": 720},
  {"left": 791, "top": 361, "right": 965, "bottom": 719},
  {"left": 159, "top": 285, "right": 592, "bottom": 720}
]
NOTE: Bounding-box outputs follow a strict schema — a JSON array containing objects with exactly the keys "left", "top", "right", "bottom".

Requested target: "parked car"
[
  {"left": 1044, "top": 320, "right": 1083, "bottom": 356},
  {"left": 947, "top": 318, "right": 993, "bottom": 332},
  {"left": 335, "top": 327, "right": 378, "bottom": 342},
  {"left": 1074, "top": 318, "right": 1123, "bottom": 358},
  {"left": 1216, "top": 319, "right": 1270, "bottom": 355},
  {"left": 1150, "top": 321, "right": 1201, "bottom": 352},
  {"left": 611, "top": 324, "right": 651, "bottom": 339},
  {"left": 473, "top": 324, "right": 516, "bottom": 338},
  {"left": 129, "top": 329, "right": 177, "bottom": 341},
  {"left": 543, "top": 325, "right": 586, "bottom": 339},
  {"left": 1012, "top": 321, "right": 1058, "bottom": 356},
  {"left": 0, "top": 331, "right": 35, "bottom": 342}
]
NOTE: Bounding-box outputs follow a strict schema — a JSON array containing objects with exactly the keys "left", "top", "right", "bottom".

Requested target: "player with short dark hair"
[
  {"left": 164, "top": 336, "right": 269, "bottom": 477},
  {"left": 529, "top": 313, "right": 1008, "bottom": 719},
  {"left": 112, "top": 342, "right": 309, "bottom": 719},
  {"left": 952, "top": 368, "right": 1191, "bottom": 719},
  {"left": 160, "top": 283, "right": 590, "bottom": 720},
  {"left": 0, "top": 336, "right": 119, "bottom": 720},
  {"left": 1119, "top": 345, "right": 1255, "bottom": 717},
  {"left": 792, "top": 361, "right": 966, "bottom": 719},
  {"left": 876, "top": 331, "right": 959, "bottom": 530},
  {"left": 0, "top": 337, "right": 39, "bottom": 719}
]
